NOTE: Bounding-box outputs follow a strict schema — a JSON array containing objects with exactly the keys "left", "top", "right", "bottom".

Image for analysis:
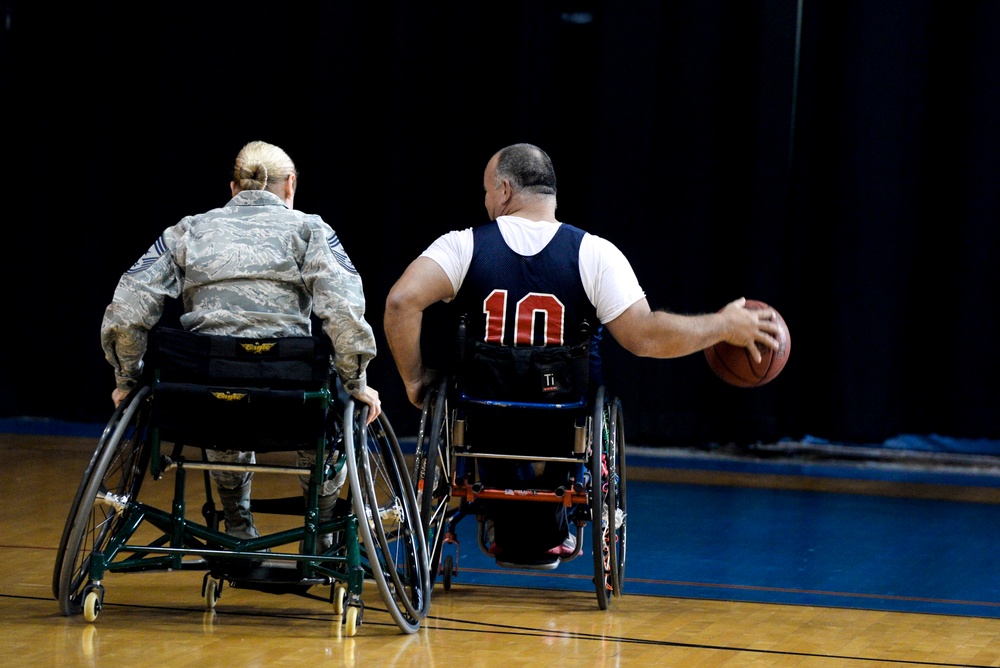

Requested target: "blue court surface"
[{"left": 431, "top": 462, "right": 1000, "bottom": 619}]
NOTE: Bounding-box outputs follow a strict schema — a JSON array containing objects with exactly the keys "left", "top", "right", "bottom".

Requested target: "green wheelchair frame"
[{"left": 53, "top": 329, "right": 430, "bottom": 636}]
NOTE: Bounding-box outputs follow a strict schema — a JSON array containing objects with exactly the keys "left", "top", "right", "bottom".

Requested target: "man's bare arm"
[
  {"left": 384, "top": 257, "right": 455, "bottom": 407},
  {"left": 604, "top": 296, "right": 781, "bottom": 363}
]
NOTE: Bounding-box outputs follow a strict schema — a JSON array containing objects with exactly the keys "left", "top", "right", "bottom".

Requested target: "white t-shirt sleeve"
[
  {"left": 419, "top": 228, "right": 474, "bottom": 300},
  {"left": 579, "top": 234, "right": 646, "bottom": 324}
]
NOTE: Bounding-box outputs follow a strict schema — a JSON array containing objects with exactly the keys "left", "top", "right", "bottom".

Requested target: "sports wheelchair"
[
  {"left": 412, "top": 318, "right": 627, "bottom": 609},
  {"left": 53, "top": 327, "right": 430, "bottom": 636}
]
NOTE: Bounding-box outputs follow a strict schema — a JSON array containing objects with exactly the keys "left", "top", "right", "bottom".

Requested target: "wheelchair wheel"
[
  {"left": 55, "top": 385, "right": 152, "bottom": 616},
  {"left": 344, "top": 401, "right": 430, "bottom": 634},
  {"left": 52, "top": 395, "right": 132, "bottom": 600},
  {"left": 589, "top": 386, "right": 610, "bottom": 610},
  {"left": 607, "top": 396, "right": 627, "bottom": 598},
  {"left": 413, "top": 376, "right": 451, "bottom": 585},
  {"left": 589, "top": 387, "right": 625, "bottom": 610}
]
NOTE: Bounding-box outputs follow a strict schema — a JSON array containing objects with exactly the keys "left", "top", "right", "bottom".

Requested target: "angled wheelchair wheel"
[
  {"left": 344, "top": 401, "right": 430, "bottom": 634},
  {"left": 607, "top": 396, "right": 627, "bottom": 597},
  {"left": 413, "top": 376, "right": 452, "bottom": 584},
  {"left": 589, "top": 386, "right": 612, "bottom": 610},
  {"left": 51, "top": 398, "right": 129, "bottom": 600},
  {"left": 55, "top": 385, "right": 152, "bottom": 616}
]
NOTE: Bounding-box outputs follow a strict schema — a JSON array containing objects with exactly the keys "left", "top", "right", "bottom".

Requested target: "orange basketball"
[{"left": 704, "top": 300, "right": 790, "bottom": 388}]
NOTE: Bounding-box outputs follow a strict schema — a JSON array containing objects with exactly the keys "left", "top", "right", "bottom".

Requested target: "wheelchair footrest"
[
  {"left": 211, "top": 561, "right": 332, "bottom": 590},
  {"left": 226, "top": 579, "right": 315, "bottom": 596},
  {"left": 494, "top": 555, "right": 561, "bottom": 571}
]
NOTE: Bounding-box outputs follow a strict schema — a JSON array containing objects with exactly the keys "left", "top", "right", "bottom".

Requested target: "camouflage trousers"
[{"left": 206, "top": 448, "right": 347, "bottom": 496}]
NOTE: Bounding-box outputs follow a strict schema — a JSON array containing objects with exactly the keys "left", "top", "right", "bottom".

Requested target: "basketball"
[{"left": 704, "top": 300, "right": 790, "bottom": 388}]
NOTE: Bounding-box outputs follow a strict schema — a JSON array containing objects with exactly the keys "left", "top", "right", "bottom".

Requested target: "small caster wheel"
[
  {"left": 442, "top": 555, "right": 454, "bottom": 591},
  {"left": 344, "top": 605, "right": 360, "bottom": 637},
  {"left": 202, "top": 573, "right": 222, "bottom": 609},
  {"left": 83, "top": 590, "right": 102, "bottom": 622},
  {"left": 204, "top": 578, "right": 221, "bottom": 609},
  {"left": 333, "top": 583, "right": 347, "bottom": 615}
]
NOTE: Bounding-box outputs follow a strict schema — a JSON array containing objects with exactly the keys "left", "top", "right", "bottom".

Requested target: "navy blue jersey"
[
  {"left": 455, "top": 222, "right": 604, "bottom": 384},
  {"left": 457, "top": 222, "right": 598, "bottom": 346}
]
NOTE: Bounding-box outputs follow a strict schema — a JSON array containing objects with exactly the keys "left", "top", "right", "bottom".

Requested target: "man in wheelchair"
[
  {"left": 100, "top": 140, "right": 382, "bottom": 549},
  {"left": 384, "top": 142, "right": 783, "bottom": 564}
]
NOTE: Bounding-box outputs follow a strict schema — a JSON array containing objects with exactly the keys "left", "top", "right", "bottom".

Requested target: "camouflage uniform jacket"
[{"left": 100, "top": 190, "right": 376, "bottom": 396}]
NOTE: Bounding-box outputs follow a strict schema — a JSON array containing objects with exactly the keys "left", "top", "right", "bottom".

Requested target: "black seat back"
[
  {"left": 454, "top": 316, "right": 590, "bottom": 405},
  {"left": 147, "top": 328, "right": 333, "bottom": 452}
]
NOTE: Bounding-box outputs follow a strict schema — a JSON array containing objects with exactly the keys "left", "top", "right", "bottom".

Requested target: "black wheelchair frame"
[
  {"left": 52, "top": 328, "right": 430, "bottom": 636},
  {"left": 412, "top": 326, "right": 627, "bottom": 610}
]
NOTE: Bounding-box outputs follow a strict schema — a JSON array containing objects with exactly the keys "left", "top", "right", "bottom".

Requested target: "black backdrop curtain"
[{"left": 2, "top": 1, "right": 998, "bottom": 448}]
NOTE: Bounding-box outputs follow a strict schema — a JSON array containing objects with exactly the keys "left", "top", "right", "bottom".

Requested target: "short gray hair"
[{"left": 495, "top": 143, "right": 557, "bottom": 196}]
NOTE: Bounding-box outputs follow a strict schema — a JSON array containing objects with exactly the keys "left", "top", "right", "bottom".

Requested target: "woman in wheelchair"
[{"left": 100, "top": 140, "right": 382, "bottom": 546}]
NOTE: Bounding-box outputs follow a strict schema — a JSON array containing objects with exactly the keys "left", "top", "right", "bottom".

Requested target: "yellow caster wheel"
[
  {"left": 333, "top": 583, "right": 347, "bottom": 615},
  {"left": 83, "top": 590, "right": 101, "bottom": 622},
  {"left": 344, "top": 606, "right": 360, "bottom": 637},
  {"left": 204, "top": 577, "right": 221, "bottom": 609}
]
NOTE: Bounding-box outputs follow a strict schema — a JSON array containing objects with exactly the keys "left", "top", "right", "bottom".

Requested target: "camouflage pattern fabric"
[
  {"left": 100, "top": 190, "right": 376, "bottom": 395},
  {"left": 100, "top": 190, "right": 376, "bottom": 489},
  {"left": 204, "top": 449, "right": 346, "bottom": 494}
]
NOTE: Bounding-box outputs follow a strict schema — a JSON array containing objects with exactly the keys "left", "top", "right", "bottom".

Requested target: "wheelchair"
[
  {"left": 53, "top": 327, "right": 430, "bottom": 636},
  {"left": 412, "top": 318, "right": 627, "bottom": 609}
]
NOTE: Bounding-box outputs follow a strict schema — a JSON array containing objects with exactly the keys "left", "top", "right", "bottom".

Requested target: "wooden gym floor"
[{"left": 2, "top": 423, "right": 1000, "bottom": 667}]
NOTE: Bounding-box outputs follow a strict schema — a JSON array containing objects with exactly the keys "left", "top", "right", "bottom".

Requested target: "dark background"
[{"left": 2, "top": 1, "right": 998, "bottom": 449}]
